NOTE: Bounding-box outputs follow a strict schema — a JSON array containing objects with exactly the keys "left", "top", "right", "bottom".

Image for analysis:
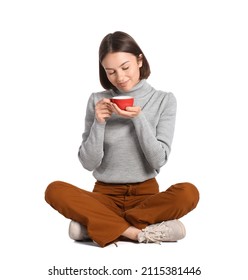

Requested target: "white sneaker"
[
  {"left": 138, "top": 219, "right": 186, "bottom": 244},
  {"left": 68, "top": 220, "right": 90, "bottom": 241}
]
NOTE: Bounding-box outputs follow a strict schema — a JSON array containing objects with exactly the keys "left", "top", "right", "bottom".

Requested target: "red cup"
[{"left": 110, "top": 96, "right": 134, "bottom": 110}]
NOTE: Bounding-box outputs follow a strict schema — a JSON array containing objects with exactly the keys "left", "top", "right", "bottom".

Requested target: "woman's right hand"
[{"left": 95, "top": 98, "right": 113, "bottom": 123}]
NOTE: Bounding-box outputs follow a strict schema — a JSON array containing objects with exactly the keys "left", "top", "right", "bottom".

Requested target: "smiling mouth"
[{"left": 118, "top": 80, "right": 129, "bottom": 87}]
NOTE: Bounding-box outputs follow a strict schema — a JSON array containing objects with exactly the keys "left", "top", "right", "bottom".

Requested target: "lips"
[{"left": 117, "top": 80, "right": 129, "bottom": 88}]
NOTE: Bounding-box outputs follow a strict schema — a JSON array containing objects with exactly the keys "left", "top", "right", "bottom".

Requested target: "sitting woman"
[{"left": 45, "top": 31, "right": 199, "bottom": 247}]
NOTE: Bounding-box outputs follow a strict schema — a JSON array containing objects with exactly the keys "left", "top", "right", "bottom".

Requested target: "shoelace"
[{"left": 141, "top": 222, "right": 171, "bottom": 244}]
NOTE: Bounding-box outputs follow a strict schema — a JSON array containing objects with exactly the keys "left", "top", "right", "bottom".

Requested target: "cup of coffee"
[{"left": 110, "top": 96, "right": 134, "bottom": 110}]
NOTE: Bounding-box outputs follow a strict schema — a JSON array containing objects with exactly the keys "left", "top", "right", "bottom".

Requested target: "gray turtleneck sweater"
[{"left": 78, "top": 79, "right": 177, "bottom": 183}]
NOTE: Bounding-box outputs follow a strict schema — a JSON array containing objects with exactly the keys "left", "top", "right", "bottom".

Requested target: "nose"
[{"left": 116, "top": 71, "right": 125, "bottom": 82}]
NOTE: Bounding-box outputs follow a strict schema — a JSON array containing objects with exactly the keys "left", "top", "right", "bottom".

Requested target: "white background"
[{"left": 1, "top": 0, "right": 247, "bottom": 279}]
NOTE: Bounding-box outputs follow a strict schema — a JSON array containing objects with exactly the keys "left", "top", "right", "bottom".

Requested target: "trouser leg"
[
  {"left": 125, "top": 182, "right": 199, "bottom": 229},
  {"left": 45, "top": 181, "right": 130, "bottom": 247}
]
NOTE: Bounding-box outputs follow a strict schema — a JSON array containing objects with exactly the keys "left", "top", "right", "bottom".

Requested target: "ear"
[{"left": 137, "top": 54, "right": 143, "bottom": 67}]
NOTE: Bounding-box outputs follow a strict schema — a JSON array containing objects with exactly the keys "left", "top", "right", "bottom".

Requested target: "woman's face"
[{"left": 102, "top": 52, "right": 142, "bottom": 92}]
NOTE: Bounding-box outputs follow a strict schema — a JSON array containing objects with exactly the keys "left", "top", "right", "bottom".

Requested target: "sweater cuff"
[{"left": 93, "top": 118, "right": 107, "bottom": 129}]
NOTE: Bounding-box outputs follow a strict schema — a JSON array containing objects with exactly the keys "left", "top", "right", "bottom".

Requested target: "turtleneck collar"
[{"left": 111, "top": 79, "right": 152, "bottom": 99}]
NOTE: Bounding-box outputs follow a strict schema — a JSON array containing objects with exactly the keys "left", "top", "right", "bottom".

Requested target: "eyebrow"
[{"left": 104, "top": 61, "right": 130, "bottom": 70}]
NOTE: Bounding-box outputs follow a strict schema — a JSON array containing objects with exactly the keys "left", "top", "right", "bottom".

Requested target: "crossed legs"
[{"left": 45, "top": 181, "right": 199, "bottom": 247}]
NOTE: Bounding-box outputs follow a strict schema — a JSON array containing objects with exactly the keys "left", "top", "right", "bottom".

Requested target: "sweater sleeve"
[
  {"left": 78, "top": 94, "right": 106, "bottom": 171},
  {"left": 131, "top": 92, "right": 177, "bottom": 170}
]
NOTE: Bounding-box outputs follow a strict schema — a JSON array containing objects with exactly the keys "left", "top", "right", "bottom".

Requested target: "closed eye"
[{"left": 107, "top": 71, "right": 115, "bottom": 75}]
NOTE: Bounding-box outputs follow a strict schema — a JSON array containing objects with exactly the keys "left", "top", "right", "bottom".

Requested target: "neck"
[{"left": 113, "top": 79, "right": 151, "bottom": 98}]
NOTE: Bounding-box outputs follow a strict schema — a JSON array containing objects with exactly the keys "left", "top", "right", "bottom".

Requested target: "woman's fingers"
[
  {"left": 95, "top": 98, "right": 141, "bottom": 123},
  {"left": 95, "top": 98, "right": 113, "bottom": 123},
  {"left": 111, "top": 103, "right": 141, "bottom": 118}
]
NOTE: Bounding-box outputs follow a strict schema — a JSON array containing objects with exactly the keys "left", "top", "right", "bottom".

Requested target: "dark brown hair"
[{"left": 99, "top": 31, "right": 151, "bottom": 90}]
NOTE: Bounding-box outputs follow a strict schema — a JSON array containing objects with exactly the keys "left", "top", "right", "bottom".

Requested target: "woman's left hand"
[{"left": 110, "top": 103, "right": 141, "bottom": 118}]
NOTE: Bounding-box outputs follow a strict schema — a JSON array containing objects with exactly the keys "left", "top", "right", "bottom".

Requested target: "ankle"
[{"left": 121, "top": 226, "right": 141, "bottom": 241}]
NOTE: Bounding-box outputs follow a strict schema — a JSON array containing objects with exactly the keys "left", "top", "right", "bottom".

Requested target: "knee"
[
  {"left": 44, "top": 181, "right": 63, "bottom": 205},
  {"left": 170, "top": 182, "right": 199, "bottom": 210},
  {"left": 180, "top": 182, "right": 200, "bottom": 209}
]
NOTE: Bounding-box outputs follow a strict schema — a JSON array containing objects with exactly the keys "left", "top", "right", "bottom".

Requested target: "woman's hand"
[
  {"left": 110, "top": 103, "right": 141, "bottom": 118},
  {"left": 95, "top": 98, "right": 113, "bottom": 123}
]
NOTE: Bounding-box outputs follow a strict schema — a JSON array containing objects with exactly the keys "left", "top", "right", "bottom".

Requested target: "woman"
[{"left": 45, "top": 31, "right": 199, "bottom": 247}]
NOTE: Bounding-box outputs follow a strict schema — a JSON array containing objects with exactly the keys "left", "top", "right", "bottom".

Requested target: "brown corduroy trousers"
[{"left": 45, "top": 178, "right": 199, "bottom": 247}]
